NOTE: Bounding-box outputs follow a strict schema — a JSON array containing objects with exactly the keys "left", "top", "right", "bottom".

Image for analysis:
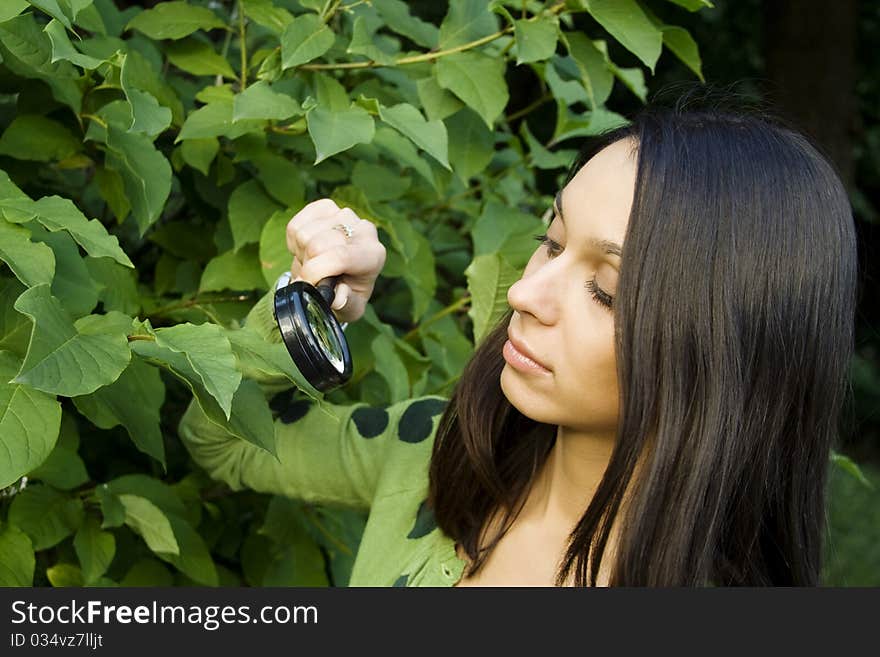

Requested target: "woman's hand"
[{"left": 285, "top": 198, "right": 386, "bottom": 324}]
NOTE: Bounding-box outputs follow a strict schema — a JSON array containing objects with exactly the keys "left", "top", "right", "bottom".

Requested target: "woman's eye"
[
  {"left": 533, "top": 233, "right": 615, "bottom": 311},
  {"left": 533, "top": 233, "right": 562, "bottom": 258}
]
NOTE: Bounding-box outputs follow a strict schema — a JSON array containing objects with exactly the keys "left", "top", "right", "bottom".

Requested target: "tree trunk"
[{"left": 762, "top": 0, "right": 860, "bottom": 192}]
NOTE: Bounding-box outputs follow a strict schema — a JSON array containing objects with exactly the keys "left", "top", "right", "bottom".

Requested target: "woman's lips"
[{"left": 503, "top": 337, "right": 551, "bottom": 374}]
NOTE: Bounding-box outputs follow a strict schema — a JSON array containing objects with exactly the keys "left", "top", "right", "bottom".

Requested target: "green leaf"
[
  {"left": 371, "top": 333, "right": 409, "bottom": 401},
  {"left": 472, "top": 200, "right": 545, "bottom": 269},
  {"left": 0, "top": 218, "right": 56, "bottom": 288},
  {"left": 372, "top": 0, "right": 438, "bottom": 48},
  {"left": 610, "top": 63, "right": 646, "bottom": 102},
  {"left": 257, "top": 496, "right": 328, "bottom": 586},
  {"left": 0, "top": 523, "right": 35, "bottom": 585},
  {"left": 160, "top": 513, "right": 218, "bottom": 585},
  {"left": 29, "top": 225, "right": 100, "bottom": 317},
  {"left": 519, "top": 120, "right": 577, "bottom": 170},
  {"left": 0, "top": 170, "right": 28, "bottom": 200},
  {"left": 152, "top": 322, "right": 241, "bottom": 418},
  {"left": 466, "top": 253, "right": 519, "bottom": 345},
  {"left": 313, "top": 69, "right": 353, "bottom": 109},
  {"left": 563, "top": 32, "right": 614, "bottom": 109},
  {"left": 664, "top": 0, "right": 715, "bottom": 11},
  {"left": 46, "top": 562, "right": 84, "bottom": 586},
  {"left": 661, "top": 25, "right": 703, "bottom": 82},
  {"left": 436, "top": 52, "right": 509, "bottom": 129},
  {"left": 165, "top": 37, "right": 236, "bottom": 78},
  {"left": 0, "top": 114, "right": 81, "bottom": 162},
  {"left": 347, "top": 15, "right": 398, "bottom": 66},
  {"left": 581, "top": 0, "right": 663, "bottom": 73},
  {"left": 72, "top": 355, "right": 167, "bottom": 468},
  {"left": 280, "top": 13, "right": 335, "bottom": 69},
  {"left": 118, "top": 493, "right": 179, "bottom": 555},
  {"left": 118, "top": 48, "right": 184, "bottom": 128},
  {"left": 104, "top": 473, "right": 188, "bottom": 518},
  {"left": 226, "top": 325, "right": 322, "bottom": 399},
  {"left": 227, "top": 180, "right": 283, "bottom": 252},
  {"left": 514, "top": 15, "right": 559, "bottom": 64},
  {"left": 446, "top": 107, "right": 495, "bottom": 185},
  {"left": 180, "top": 137, "right": 219, "bottom": 175},
  {"left": 351, "top": 161, "right": 411, "bottom": 203},
  {"left": 120, "top": 558, "right": 173, "bottom": 586},
  {"left": 241, "top": 0, "right": 293, "bottom": 34},
  {"left": 103, "top": 125, "right": 172, "bottom": 237},
  {"left": 0, "top": 195, "right": 134, "bottom": 268},
  {"left": 93, "top": 166, "right": 130, "bottom": 224},
  {"left": 125, "top": 1, "right": 225, "bottom": 40},
  {"left": 85, "top": 256, "right": 142, "bottom": 316},
  {"left": 233, "top": 80, "right": 302, "bottom": 122},
  {"left": 258, "top": 209, "right": 295, "bottom": 287},
  {"left": 0, "top": 1, "right": 29, "bottom": 23},
  {"left": 416, "top": 75, "right": 464, "bottom": 122},
  {"left": 27, "top": 411, "right": 88, "bottom": 491},
  {"left": 177, "top": 101, "right": 266, "bottom": 141},
  {"left": 44, "top": 18, "right": 105, "bottom": 69},
  {"left": 8, "top": 484, "right": 84, "bottom": 550},
  {"left": 95, "top": 486, "right": 125, "bottom": 528},
  {"left": 831, "top": 451, "right": 875, "bottom": 490},
  {"left": 28, "top": 0, "right": 73, "bottom": 29},
  {"left": 0, "top": 278, "right": 30, "bottom": 357},
  {"left": 200, "top": 244, "right": 267, "bottom": 293},
  {"left": 0, "top": 14, "right": 82, "bottom": 112},
  {"left": 74, "top": 515, "right": 116, "bottom": 584},
  {"left": 138, "top": 333, "right": 276, "bottom": 452},
  {"left": 380, "top": 209, "right": 437, "bottom": 323},
  {"left": 438, "top": 0, "right": 498, "bottom": 49},
  {"left": 12, "top": 284, "right": 131, "bottom": 396},
  {"left": 373, "top": 127, "right": 437, "bottom": 190},
  {"left": 0, "top": 350, "right": 62, "bottom": 489},
  {"left": 378, "top": 103, "right": 450, "bottom": 170},
  {"left": 252, "top": 152, "right": 305, "bottom": 207},
  {"left": 306, "top": 105, "right": 375, "bottom": 165}
]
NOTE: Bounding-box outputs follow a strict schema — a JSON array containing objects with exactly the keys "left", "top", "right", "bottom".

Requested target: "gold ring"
[{"left": 333, "top": 223, "right": 355, "bottom": 240}]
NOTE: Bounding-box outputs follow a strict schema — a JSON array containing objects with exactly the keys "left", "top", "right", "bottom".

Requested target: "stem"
[
  {"left": 217, "top": 4, "right": 236, "bottom": 87},
  {"left": 299, "top": 1, "right": 568, "bottom": 71},
  {"left": 238, "top": 0, "right": 247, "bottom": 88},
  {"left": 301, "top": 505, "right": 353, "bottom": 556},
  {"left": 506, "top": 92, "right": 554, "bottom": 123},
  {"left": 403, "top": 295, "right": 471, "bottom": 342},
  {"left": 80, "top": 113, "right": 107, "bottom": 128},
  {"left": 320, "top": 0, "right": 342, "bottom": 24},
  {"left": 127, "top": 334, "right": 156, "bottom": 342},
  {"left": 145, "top": 293, "right": 255, "bottom": 319}
]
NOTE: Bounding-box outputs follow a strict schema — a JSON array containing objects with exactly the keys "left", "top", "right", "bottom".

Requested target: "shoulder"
[{"left": 367, "top": 395, "right": 450, "bottom": 493}]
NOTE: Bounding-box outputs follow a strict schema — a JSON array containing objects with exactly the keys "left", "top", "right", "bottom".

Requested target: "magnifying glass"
[{"left": 272, "top": 271, "right": 353, "bottom": 392}]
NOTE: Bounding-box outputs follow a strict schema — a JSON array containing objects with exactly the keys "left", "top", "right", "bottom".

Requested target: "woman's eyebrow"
[{"left": 554, "top": 190, "right": 623, "bottom": 257}]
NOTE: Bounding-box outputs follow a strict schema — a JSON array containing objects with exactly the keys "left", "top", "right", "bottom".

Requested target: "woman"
[{"left": 178, "top": 99, "right": 859, "bottom": 586}]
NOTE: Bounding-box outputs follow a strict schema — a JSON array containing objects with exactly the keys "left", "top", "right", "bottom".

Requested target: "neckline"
[{"left": 438, "top": 532, "right": 470, "bottom": 586}]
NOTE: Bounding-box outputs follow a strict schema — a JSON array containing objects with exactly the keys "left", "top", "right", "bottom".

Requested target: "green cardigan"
[{"left": 176, "top": 290, "right": 467, "bottom": 587}]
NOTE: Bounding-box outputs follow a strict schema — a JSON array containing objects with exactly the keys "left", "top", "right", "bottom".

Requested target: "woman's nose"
[{"left": 507, "top": 262, "right": 560, "bottom": 325}]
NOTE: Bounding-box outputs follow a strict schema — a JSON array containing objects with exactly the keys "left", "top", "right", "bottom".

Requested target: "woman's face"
[{"left": 501, "top": 138, "right": 637, "bottom": 435}]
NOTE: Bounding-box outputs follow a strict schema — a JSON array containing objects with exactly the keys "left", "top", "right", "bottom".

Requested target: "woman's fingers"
[{"left": 285, "top": 199, "right": 340, "bottom": 255}]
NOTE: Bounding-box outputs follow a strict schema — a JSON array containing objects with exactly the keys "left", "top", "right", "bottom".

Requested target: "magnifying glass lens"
[
  {"left": 273, "top": 273, "right": 353, "bottom": 392},
  {"left": 303, "top": 292, "right": 345, "bottom": 373}
]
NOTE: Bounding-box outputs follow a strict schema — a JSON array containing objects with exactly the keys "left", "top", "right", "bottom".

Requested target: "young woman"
[{"left": 178, "top": 99, "right": 859, "bottom": 587}]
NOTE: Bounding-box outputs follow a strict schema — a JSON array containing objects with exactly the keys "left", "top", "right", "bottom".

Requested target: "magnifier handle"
[{"left": 315, "top": 276, "right": 339, "bottom": 306}]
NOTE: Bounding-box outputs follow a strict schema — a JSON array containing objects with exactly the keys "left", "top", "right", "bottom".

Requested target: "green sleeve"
[{"left": 176, "top": 289, "right": 448, "bottom": 510}]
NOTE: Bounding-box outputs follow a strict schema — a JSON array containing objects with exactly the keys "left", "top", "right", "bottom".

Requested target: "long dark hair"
[{"left": 427, "top": 89, "right": 860, "bottom": 586}]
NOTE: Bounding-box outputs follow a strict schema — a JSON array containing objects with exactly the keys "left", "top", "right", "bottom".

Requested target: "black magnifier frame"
[{"left": 272, "top": 271, "right": 353, "bottom": 392}]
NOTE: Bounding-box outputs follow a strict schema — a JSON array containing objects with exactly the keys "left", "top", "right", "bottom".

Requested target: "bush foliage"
[{"left": 13, "top": 0, "right": 846, "bottom": 587}]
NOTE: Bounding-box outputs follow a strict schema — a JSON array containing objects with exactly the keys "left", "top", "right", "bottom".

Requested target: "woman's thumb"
[{"left": 330, "top": 282, "right": 350, "bottom": 311}]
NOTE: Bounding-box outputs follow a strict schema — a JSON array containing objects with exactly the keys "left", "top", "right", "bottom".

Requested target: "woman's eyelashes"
[{"left": 532, "top": 233, "right": 614, "bottom": 311}]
